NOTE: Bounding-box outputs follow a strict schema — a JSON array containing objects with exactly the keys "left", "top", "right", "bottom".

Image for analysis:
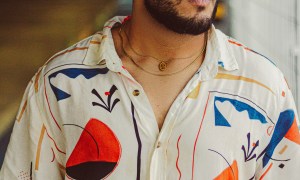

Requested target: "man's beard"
[{"left": 144, "top": 0, "right": 218, "bottom": 35}]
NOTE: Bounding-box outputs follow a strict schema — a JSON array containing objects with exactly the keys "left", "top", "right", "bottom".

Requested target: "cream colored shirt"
[{"left": 1, "top": 16, "right": 300, "bottom": 180}]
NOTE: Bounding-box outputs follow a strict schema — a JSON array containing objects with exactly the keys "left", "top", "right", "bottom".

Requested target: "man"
[{"left": 1, "top": 0, "right": 300, "bottom": 179}]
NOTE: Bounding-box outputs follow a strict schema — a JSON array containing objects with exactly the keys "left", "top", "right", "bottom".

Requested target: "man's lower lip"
[{"left": 188, "top": 0, "right": 210, "bottom": 6}]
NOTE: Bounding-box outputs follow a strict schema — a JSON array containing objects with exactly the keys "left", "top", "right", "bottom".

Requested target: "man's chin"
[
  {"left": 160, "top": 15, "right": 213, "bottom": 35},
  {"left": 144, "top": 0, "right": 215, "bottom": 35},
  {"left": 188, "top": 0, "right": 212, "bottom": 7},
  {"left": 171, "top": 23, "right": 212, "bottom": 36}
]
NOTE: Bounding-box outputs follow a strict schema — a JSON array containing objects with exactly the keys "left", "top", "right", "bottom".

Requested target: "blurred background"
[{"left": 0, "top": 0, "right": 299, "bottom": 167}]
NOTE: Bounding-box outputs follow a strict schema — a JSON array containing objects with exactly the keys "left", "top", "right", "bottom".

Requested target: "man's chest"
[
  {"left": 139, "top": 79, "right": 190, "bottom": 131},
  {"left": 127, "top": 67, "right": 200, "bottom": 131}
]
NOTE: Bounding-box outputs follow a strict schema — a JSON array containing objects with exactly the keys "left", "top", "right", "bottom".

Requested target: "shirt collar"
[
  {"left": 195, "top": 25, "right": 239, "bottom": 81},
  {"left": 82, "top": 16, "right": 239, "bottom": 79},
  {"left": 83, "top": 16, "right": 125, "bottom": 72}
]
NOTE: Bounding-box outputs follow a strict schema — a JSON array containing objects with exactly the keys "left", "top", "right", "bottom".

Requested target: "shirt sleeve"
[
  {"left": 0, "top": 72, "right": 64, "bottom": 180},
  {"left": 255, "top": 74, "right": 300, "bottom": 179}
]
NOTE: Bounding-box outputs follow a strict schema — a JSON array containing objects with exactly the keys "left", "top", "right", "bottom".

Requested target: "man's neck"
[{"left": 125, "top": 2, "right": 207, "bottom": 61}]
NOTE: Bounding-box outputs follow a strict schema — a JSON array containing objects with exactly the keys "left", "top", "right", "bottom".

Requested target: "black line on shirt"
[
  {"left": 210, "top": 91, "right": 275, "bottom": 124},
  {"left": 30, "top": 162, "right": 32, "bottom": 180},
  {"left": 131, "top": 102, "right": 142, "bottom": 180},
  {"left": 44, "top": 63, "right": 84, "bottom": 76},
  {"left": 264, "top": 154, "right": 291, "bottom": 162},
  {"left": 208, "top": 149, "right": 235, "bottom": 179},
  {"left": 63, "top": 123, "right": 100, "bottom": 158},
  {"left": 256, "top": 146, "right": 291, "bottom": 166},
  {"left": 256, "top": 147, "right": 267, "bottom": 161}
]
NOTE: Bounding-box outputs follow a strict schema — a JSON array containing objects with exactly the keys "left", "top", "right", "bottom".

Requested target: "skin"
[
  {"left": 129, "top": 0, "right": 216, "bottom": 62},
  {"left": 111, "top": 0, "right": 219, "bottom": 130},
  {"left": 112, "top": 0, "right": 218, "bottom": 75}
]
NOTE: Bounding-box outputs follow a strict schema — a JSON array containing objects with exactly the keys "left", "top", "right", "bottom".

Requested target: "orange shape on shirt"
[
  {"left": 66, "top": 118, "right": 121, "bottom": 180},
  {"left": 214, "top": 160, "right": 239, "bottom": 180},
  {"left": 285, "top": 117, "right": 300, "bottom": 145}
]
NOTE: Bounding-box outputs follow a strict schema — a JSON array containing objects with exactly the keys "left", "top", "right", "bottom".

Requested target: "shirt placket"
[
  {"left": 120, "top": 69, "right": 201, "bottom": 180},
  {"left": 151, "top": 76, "right": 201, "bottom": 180},
  {"left": 119, "top": 73, "right": 164, "bottom": 179}
]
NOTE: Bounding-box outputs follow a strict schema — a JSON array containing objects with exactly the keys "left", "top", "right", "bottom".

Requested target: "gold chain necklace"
[
  {"left": 118, "top": 25, "right": 208, "bottom": 77},
  {"left": 121, "top": 22, "right": 201, "bottom": 72}
]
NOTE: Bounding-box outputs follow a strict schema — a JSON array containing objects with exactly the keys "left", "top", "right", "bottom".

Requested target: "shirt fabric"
[{"left": 1, "top": 16, "right": 300, "bottom": 180}]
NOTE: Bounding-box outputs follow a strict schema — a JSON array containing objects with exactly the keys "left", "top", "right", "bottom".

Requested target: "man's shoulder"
[
  {"left": 217, "top": 32, "right": 287, "bottom": 96},
  {"left": 31, "top": 32, "right": 109, "bottom": 97},
  {"left": 42, "top": 32, "right": 107, "bottom": 73},
  {"left": 226, "top": 36, "right": 279, "bottom": 74},
  {"left": 213, "top": 29, "right": 278, "bottom": 74},
  {"left": 43, "top": 38, "right": 87, "bottom": 70}
]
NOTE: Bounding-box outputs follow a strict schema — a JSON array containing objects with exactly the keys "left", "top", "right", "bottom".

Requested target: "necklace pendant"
[{"left": 159, "top": 61, "right": 167, "bottom": 71}]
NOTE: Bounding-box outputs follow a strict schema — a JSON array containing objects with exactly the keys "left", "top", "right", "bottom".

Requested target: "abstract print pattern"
[
  {"left": 92, "top": 85, "right": 120, "bottom": 113},
  {"left": 47, "top": 66, "right": 123, "bottom": 179},
  {"left": 65, "top": 119, "right": 121, "bottom": 180},
  {"left": 187, "top": 87, "right": 299, "bottom": 179},
  {"left": 214, "top": 159, "right": 238, "bottom": 180},
  {"left": 214, "top": 96, "right": 267, "bottom": 127},
  {"left": 259, "top": 109, "right": 300, "bottom": 168},
  {"left": 48, "top": 68, "right": 109, "bottom": 101},
  {"left": 242, "top": 133, "right": 259, "bottom": 162}
]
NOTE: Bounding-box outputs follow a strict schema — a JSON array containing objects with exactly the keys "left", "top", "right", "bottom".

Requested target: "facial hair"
[{"left": 144, "top": 0, "right": 219, "bottom": 35}]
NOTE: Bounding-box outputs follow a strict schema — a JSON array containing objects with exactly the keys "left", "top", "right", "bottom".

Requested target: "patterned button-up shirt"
[{"left": 1, "top": 16, "right": 300, "bottom": 180}]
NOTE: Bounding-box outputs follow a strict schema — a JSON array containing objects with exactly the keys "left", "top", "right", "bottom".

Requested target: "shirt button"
[
  {"left": 156, "top": 142, "right": 161, "bottom": 148},
  {"left": 133, "top": 90, "right": 140, "bottom": 96}
]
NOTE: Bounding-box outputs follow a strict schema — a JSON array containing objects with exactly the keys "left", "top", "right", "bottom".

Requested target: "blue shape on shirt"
[
  {"left": 49, "top": 68, "right": 109, "bottom": 101},
  {"left": 214, "top": 96, "right": 267, "bottom": 127},
  {"left": 218, "top": 61, "right": 225, "bottom": 68},
  {"left": 262, "top": 110, "right": 294, "bottom": 167}
]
